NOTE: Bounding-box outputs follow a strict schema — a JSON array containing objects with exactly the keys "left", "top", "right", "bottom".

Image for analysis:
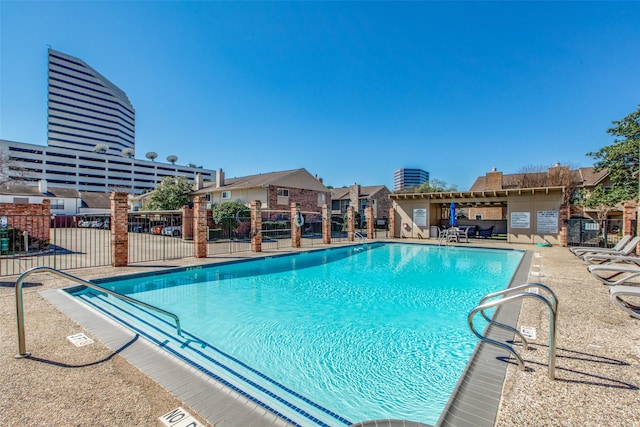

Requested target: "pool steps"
[{"left": 70, "top": 288, "right": 352, "bottom": 427}]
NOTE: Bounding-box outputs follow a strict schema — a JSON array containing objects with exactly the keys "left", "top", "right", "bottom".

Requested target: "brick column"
[
  {"left": 347, "top": 206, "right": 355, "bottom": 242},
  {"left": 193, "top": 196, "right": 207, "bottom": 258},
  {"left": 291, "top": 203, "right": 301, "bottom": 248},
  {"left": 322, "top": 204, "right": 331, "bottom": 244},
  {"left": 110, "top": 192, "right": 128, "bottom": 267},
  {"left": 558, "top": 202, "right": 571, "bottom": 247},
  {"left": 366, "top": 206, "right": 374, "bottom": 240},
  {"left": 623, "top": 201, "right": 637, "bottom": 236},
  {"left": 251, "top": 200, "right": 262, "bottom": 252},
  {"left": 42, "top": 199, "right": 51, "bottom": 241},
  {"left": 182, "top": 206, "right": 194, "bottom": 240},
  {"left": 389, "top": 207, "right": 396, "bottom": 238}
]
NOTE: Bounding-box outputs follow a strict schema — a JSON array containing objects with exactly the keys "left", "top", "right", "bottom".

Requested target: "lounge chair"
[
  {"left": 582, "top": 253, "right": 640, "bottom": 266},
  {"left": 578, "top": 236, "right": 640, "bottom": 260},
  {"left": 609, "top": 285, "right": 640, "bottom": 319},
  {"left": 570, "top": 235, "right": 631, "bottom": 257},
  {"left": 587, "top": 264, "right": 640, "bottom": 286}
]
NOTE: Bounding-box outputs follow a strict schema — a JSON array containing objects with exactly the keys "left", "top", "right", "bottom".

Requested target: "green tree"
[
  {"left": 212, "top": 201, "right": 249, "bottom": 229},
  {"left": 412, "top": 178, "right": 458, "bottom": 193},
  {"left": 145, "top": 176, "right": 192, "bottom": 210},
  {"left": 588, "top": 104, "right": 640, "bottom": 201},
  {"left": 580, "top": 186, "right": 627, "bottom": 221}
]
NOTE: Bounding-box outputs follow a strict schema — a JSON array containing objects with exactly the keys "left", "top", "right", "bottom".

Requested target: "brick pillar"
[
  {"left": 389, "top": 207, "right": 396, "bottom": 238},
  {"left": 291, "top": 203, "right": 301, "bottom": 248},
  {"left": 251, "top": 200, "right": 262, "bottom": 252},
  {"left": 193, "top": 196, "right": 207, "bottom": 258},
  {"left": 366, "top": 206, "right": 374, "bottom": 240},
  {"left": 182, "top": 206, "right": 194, "bottom": 239},
  {"left": 558, "top": 202, "right": 570, "bottom": 247},
  {"left": 623, "top": 201, "right": 637, "bottom": 236},
  {"left": 347, "top": 206, "right": 355, "bottom": 242},
  {"left": 322, "top": 204, "right": 331, "bottom": 244},
  {"left": 42, "top": 199, "right": 51, "bottom": 242},
  {"left": 110, "top": 192, "right": 128, "bottom": 267}
]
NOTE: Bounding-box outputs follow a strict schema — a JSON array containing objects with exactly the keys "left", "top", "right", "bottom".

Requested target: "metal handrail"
[
  {"left": 468, "top": 286, "right": 558, "bottom": 380},
  {"left": 477, "top": 283, "right": 558, "bottom": 351},
  {"left": 14, "top": 266, "right": 182, "bottom": 358},
  {"left": 354, "top": 231, "right": 366, "bottom": 242}
]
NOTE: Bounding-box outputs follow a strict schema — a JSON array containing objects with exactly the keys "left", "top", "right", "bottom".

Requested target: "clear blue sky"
[{"left": 1, "top": 1, "right": 639, "bottom": 190}]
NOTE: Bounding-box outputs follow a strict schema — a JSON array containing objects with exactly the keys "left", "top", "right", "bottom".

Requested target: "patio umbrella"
[{"left": 449, "top": 201, "right": 457, "bottom": 227}]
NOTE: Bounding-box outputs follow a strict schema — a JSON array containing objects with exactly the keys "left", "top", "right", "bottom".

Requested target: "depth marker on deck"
[
  {"left": 67, "top": 333, "right": 94, "bottom": 347},
  {"left": 159, "top": 407, "right": 203, "bottom": 427}
]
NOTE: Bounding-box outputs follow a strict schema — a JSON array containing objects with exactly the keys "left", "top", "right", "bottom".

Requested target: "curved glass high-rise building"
[{"left": 47, "top": 49, "right": 135, "bottom": 156}]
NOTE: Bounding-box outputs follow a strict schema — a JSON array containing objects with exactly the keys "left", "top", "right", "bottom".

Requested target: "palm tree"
[
  {"left": 145, "top": 151, "right": 158, "bottom": 162},
  {"left": 167, "top": 155, "right": 178, "bottom": 165}
]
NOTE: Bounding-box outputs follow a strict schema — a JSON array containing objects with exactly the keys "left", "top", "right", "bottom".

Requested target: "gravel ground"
[
  {"left": 1, "top": 243, "right": 639, "bottom": 427},
  {"left": 495, "top": 245, "right": 640, "bottom": 427}
]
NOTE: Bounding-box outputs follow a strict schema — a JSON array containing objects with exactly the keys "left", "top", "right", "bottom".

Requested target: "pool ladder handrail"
[
  {"left": 468, "top": 283, "right": 558, "bottom": 380},
  {"left": 14, "top": 266, "right": 183, "bottom": 359},
  {"left": 354, "top": 231, "right": 365, "bottom": 242}
]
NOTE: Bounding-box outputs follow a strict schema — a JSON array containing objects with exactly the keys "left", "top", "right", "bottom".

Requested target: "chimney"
[
  {"left": 215, "top": 168, "right": 225, "bottom": 188},
  {"left": 38, "top": 179, "right": 48, "bottom": 194},
  {"left": 485, "top": 169, "right": 503, "bottom": 190},
  {"left": 195, "top": 173, "right": 203, "bottom": 190},
  {"left": 349, "top": 183, "right": 360, "bottom": 211}
]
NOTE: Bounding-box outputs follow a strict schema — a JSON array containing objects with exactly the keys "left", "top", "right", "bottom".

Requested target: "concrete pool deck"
[{"left": 1, "top": 241, "right": 639, "bottom": 426}]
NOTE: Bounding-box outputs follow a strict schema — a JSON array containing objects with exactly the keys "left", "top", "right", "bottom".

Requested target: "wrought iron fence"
[
  {"left": 128, "top": 211, "right": 192, "bottom": 264},
  {"left": 566, "top": 218, "right": 624, "bottom": 247},
  {"left": 1, "top": 214, "right": 112, "bottom": 277}
]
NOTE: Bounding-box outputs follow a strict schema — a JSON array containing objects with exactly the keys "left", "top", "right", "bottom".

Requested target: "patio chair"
[
  {"left": 570, "top": 235, "right": 632, "bottom": 257},
  {"left": 476, "top": 226, "right": 494, "bottom": 238},
  {"left": 587, "top": 264, "right": 640, "bottom": 286},
  {"left": 578, "top": 236, "right": 640, "bottom": 261},
  {"left": 609, "top": 285, "right": 640, "bottom": 319}
]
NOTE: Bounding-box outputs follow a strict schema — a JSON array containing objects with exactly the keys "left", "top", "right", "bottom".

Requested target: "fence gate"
[{"left": 565, "top": 218, "right": 624, "bottom": 248}]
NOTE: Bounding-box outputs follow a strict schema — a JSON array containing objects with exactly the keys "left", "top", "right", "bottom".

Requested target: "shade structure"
[{"left": 449, "top": 202, "right": 457, "bottom": 227}]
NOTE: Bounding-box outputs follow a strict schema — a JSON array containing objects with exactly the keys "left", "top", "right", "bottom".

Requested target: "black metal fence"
[
  {"left": 128, "top": 211, "right": 193, "bottom": 264},
  {"left": 0, "top": 208, "right": 388, "bottom": 276},
  {"left": 566, "top": 218, "right": 625, "bottom": 247},
  {"left": 1, "top": 214, "right": 112, "bottom": 277}
]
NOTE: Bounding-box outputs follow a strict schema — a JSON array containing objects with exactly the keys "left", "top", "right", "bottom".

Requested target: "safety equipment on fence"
[{"left": 294, "top": 212, "right": 305, "bottom": 227}]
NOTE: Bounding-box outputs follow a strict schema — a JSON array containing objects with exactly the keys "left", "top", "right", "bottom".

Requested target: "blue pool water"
[{"left": 70, "top": 243, "right": 524, "bottom": 426}]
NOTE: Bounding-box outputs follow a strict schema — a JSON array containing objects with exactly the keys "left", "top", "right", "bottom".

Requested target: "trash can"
[
  {"left": 430, "top": 226, "right": 439, "bottom": 239},
  {"left": 1, "top": 238, "right": 9, "bottom": 253}
]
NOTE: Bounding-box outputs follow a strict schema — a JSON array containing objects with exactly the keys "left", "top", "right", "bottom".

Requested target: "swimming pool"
[{"left": 68, "top": 242, "right": 524, "bottom": 426}]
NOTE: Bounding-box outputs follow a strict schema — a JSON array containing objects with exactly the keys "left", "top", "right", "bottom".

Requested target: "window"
[
  {"left": 13, "top": 197, "right": 29, "bottom": 204},
  {"left": 50, "top": 199, "right": 65, "bottom": 210},
  {"left": 475, "top": 214, "right": 483, "bottom": 220},
  {"left": 222, "top": 191, "right": 231, "bottom": 200},
  {"left": 277, "top": 188, "right": 289, "bottom": 205}
]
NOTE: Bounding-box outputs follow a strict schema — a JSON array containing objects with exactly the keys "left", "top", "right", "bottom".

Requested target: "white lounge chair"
[
  {"left": 610, "top": 285, "right": 640, "bottom": 319},
  {"left": 582, "top": 253, "right": 640, "bottom": 266},
  {"left": 579, "top": 236, "right": 640, "bottom": 261},
  {"left": 570, "top": 235, "right": 631, "bottom": 257},
  {"left": 587, "top": 264, "right": 640, "bottom": 286}
]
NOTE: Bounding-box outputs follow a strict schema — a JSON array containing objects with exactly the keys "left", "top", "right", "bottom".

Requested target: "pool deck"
[{"left": 1, "top": 240, "right": 639, "bottom": 426}]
